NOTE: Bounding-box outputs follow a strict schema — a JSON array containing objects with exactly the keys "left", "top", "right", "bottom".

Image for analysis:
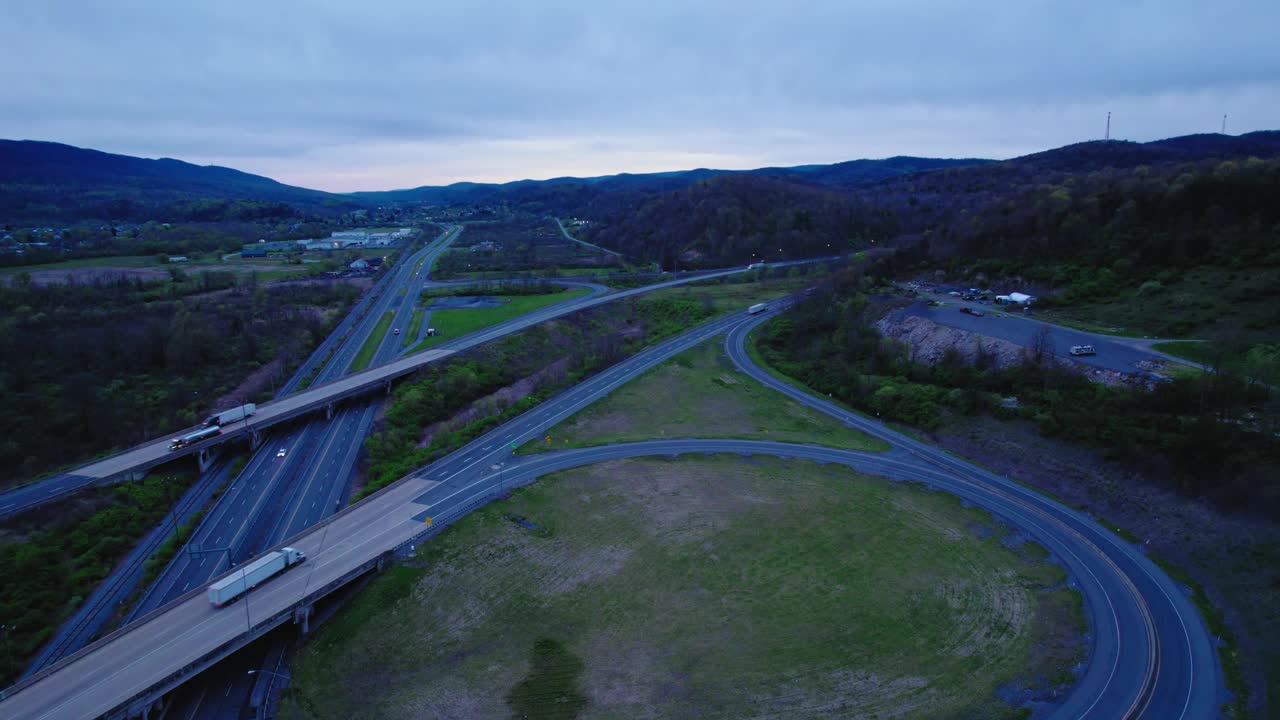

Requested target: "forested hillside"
[
  {"left": 0, "top": 275, "right": 359, "bottom": 482},
  {"left": 575, "top": 133, "right": 1280, "bottom": 335},
  {"left": 0, "top": 140, "right": 364, "bottom": 223},
  {"left": 583, "top": 175, "right": 893, "bottom": 268},
  {"left": 350, "top": 156, "right": 986, "bottom": 213}
]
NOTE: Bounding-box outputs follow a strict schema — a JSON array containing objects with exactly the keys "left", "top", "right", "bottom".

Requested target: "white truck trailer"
[
  {"left": 207, "top": 547, "right": 306, "bottom": 607},
  {"left": 203, "top": 403, "right": 256, "bottom": 427},
  {"left": 748, "top": 303, "right": 769, "bottom": 315}
]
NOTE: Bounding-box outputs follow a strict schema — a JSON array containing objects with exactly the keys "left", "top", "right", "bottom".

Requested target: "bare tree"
[{"left": 1030, "top": 325, "right": 1054, "bottom": 367}]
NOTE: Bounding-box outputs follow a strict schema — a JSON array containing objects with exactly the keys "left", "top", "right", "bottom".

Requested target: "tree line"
[{"left": 0, "top": 274, "right": 358, "bottom": 483}]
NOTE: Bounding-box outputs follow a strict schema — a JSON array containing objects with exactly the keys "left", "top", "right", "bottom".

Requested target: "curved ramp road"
[
  {"left": 0, "top": 303, "right": 1217, "bottom": 719},
  {"left": 723, "top": 314, "right": 1219, "bottom": 719}
]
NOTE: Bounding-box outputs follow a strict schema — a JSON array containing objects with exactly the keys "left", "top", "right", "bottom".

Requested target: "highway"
[
  {"left": 0, "top": 251, "right": 824, "bottom": 521},
  {"left": 107, "top": 246, "right": 793, "bottom": 716},
  {"left": 19, "top": 228, "right": 465, "bottom": 677},
  {"left": 0, "top": 302, "right": 1218, "bottom": 719}
]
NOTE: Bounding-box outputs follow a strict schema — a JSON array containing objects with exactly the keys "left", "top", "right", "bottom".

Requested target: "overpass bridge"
[{"left": 0, "top": 306, "right": 760, "bottom": 720}]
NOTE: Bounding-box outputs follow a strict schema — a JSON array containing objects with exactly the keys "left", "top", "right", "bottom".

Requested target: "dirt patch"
[{"left": 206, "top": 356, "right": 286, "bottom": 412}]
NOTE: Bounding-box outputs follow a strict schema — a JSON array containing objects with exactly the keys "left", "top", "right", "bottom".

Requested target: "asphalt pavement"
[{"left": 900, "top": 295, "right": 1200, "bottom": 374}]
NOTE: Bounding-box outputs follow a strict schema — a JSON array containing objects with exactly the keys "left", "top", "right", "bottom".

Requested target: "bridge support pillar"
[
  {"left": 385, "top": 379, "right": 393, "bottom": 396},
  {"left": 196, "top": 447, "right": 220, "bottom": 473},
  {"left": 294, "top": 604, "right": 313, "bottom": 635},
  {"left": 325, "top": 403, "right": 334, "bottom": 420},
  {"left": 250, "top": 429, "right": 263, "bottom": 451}
]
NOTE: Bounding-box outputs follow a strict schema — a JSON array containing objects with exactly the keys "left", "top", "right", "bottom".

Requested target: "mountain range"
[{"left": 2, "top": 131, "right": 1280, "bottom": 224}]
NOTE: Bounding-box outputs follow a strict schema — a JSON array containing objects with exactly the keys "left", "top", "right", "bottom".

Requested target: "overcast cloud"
[{"left": 2, "top": 0, "right": 1278, "bottom": 192}]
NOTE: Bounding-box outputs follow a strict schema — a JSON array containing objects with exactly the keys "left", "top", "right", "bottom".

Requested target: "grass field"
[
  {"left": 289, "top": 456, "right": 1083, "bottom": 720},
  {"left": 351, "top": 311, "right": 394, "bottom": 372},
  {"left": 524, "top": 339, "right": 888, "bottom": 454},
  {"left": 641, "top": 275, "right": 810, "bottom": 313},
  {"left": 406, "top": 287, "right": 591, "bottom": 354}
]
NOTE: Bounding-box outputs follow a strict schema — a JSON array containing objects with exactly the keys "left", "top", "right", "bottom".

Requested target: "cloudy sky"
[{"left": 3, "top": 1, "right": 1277, "bottom": 192}]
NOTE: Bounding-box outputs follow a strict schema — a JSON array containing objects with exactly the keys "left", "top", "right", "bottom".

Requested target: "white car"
[
  {"left": 1070, "top": 345, "right": 1097, "bottom": 356},
  {"left": 277, "top": 447, "right": 288, "bottom": 457}
]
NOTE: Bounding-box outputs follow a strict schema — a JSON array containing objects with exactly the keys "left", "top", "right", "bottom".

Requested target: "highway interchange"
[{"left": 0, "top": 238, "right": 1220, "bottom": 718}]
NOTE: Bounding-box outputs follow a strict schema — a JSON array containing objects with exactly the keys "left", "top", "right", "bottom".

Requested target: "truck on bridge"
[
  {"left": 168, "top": 426, "right": 221, "bottom": 451},
  {"left": 207, "top": 547, "right": 306, "bottom": 607},
  {"left": 203, "top": 403, "right": 256, "bottom": 426}
]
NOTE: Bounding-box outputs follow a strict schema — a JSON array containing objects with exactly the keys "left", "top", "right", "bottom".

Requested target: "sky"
[{"left": 2, "top": 0, "right": 1278, "bottom": 192}]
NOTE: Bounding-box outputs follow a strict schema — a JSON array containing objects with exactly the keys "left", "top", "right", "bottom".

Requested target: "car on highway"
[
  {"left": 1070, "top": 345, "right": 1097, "bottom": 356},
  {"left": 277, "top": 447, "right": 287, "bottom": 457},
  {"left": 393, "top": 328, "right": 400, "bottom": 335}
]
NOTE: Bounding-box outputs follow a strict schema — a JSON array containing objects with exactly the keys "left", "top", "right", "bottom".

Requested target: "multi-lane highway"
[{"left": 0, "top": 301, "right": 1218, "bottom": 719}]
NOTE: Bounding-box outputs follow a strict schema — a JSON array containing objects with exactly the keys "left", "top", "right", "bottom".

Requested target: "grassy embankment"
[
  {"left": 290, "top": 456, "right": 1082, "bottom": 720},
  {"left": 522, "top": 339, "right": 887, "bottom": 454},
  {"left": 350, "top": 311, "right": 394, "bottom": 372},
  {"left": 1031, "top": 265, "right": 1280, "bottom": 339},
  {"left": 0, "top": 472, "right": 194, "bottom": 686},
  {"left": 640, "top": 274, "right": 807, "bottom": 313},
  {"left": 357, "top": 276, "right": 821, "bottom": 503},
  {"left": 406, "top": 288, "right": 591, "bottom": 354},
  {"left": 403, "top": 308, "right": 426, "bottom": 347}
]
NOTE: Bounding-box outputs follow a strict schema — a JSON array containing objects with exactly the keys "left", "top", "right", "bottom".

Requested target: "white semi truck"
[
  {"left": 169, "top": 426, "right": 221, "bottom": 451},
  {"left": 203, "top": 403, "right": 256, "bottom": 427},
  {"left": 748, "top": 303, "right": 769, "bottom": 315},
  {"left": 207, "top": 547, "right": 306, "bottom": 607}
]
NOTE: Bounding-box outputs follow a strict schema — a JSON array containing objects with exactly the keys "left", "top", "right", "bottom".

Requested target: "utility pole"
[
  {"left": 1105, "top": 111, "right": 1111, "bottom": 140},
  {"left": 1222, "top": 114, "right": 1228, "bottom": 134}
]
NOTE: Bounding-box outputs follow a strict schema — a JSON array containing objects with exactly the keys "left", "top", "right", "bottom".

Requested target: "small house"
[{"left": 349, "top": 259, "right": 370, "bottom": 271}]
